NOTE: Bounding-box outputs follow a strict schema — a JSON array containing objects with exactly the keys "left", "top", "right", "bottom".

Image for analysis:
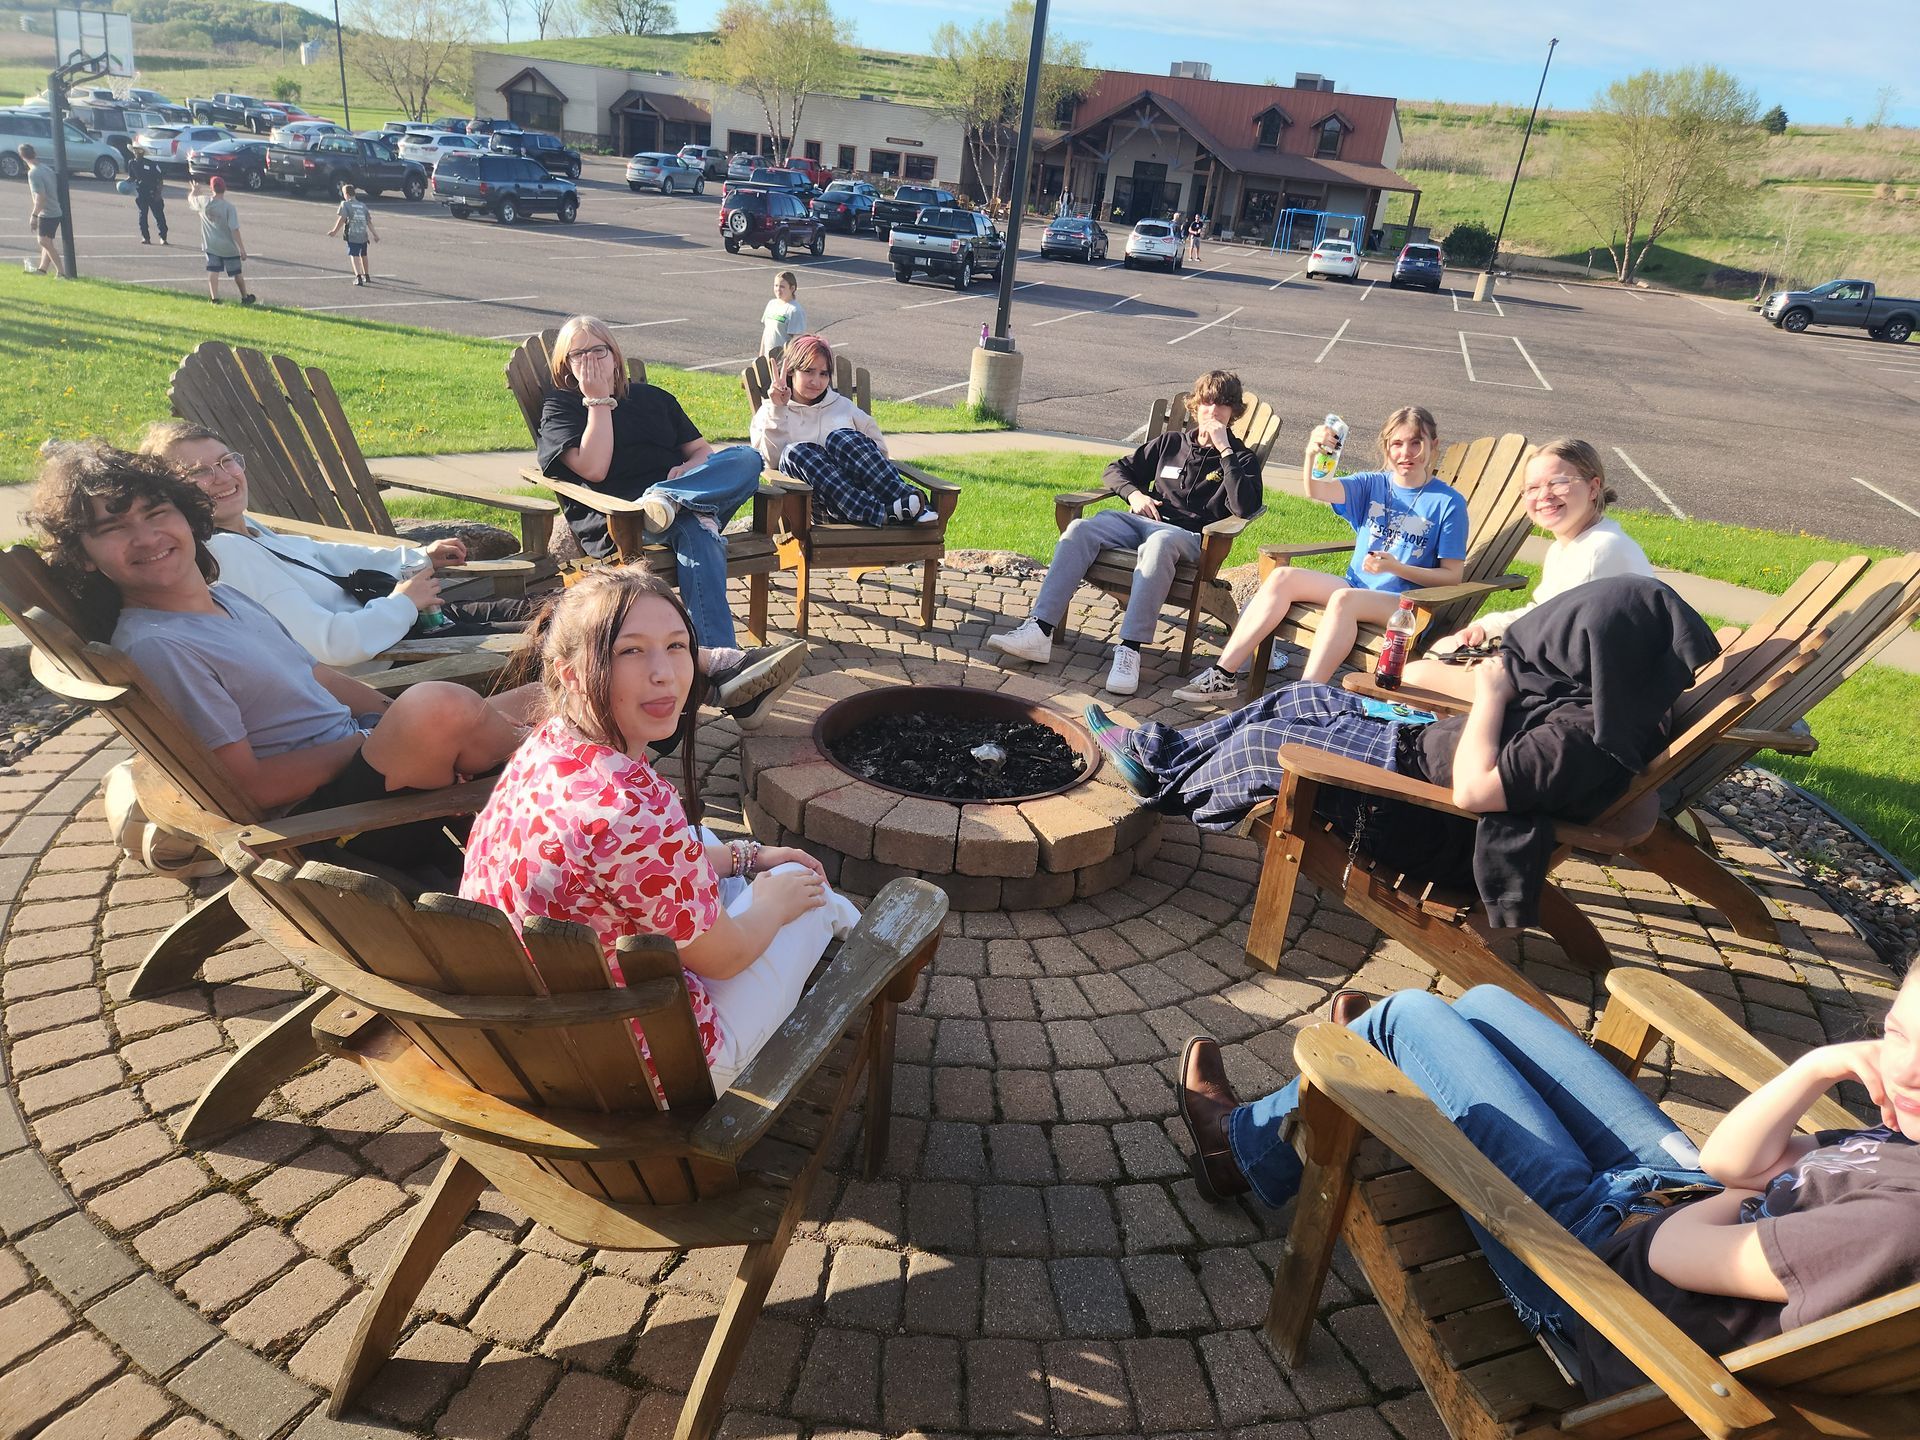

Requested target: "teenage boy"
[
  {"left": 986, "top": 369, "right": 1263, "bottom": 695},
  {"left": 21, "top": 144, "right": 65, "bottom": 277},
  {"left": 188, "top": 176, "right": 255, "bottom": 305}
]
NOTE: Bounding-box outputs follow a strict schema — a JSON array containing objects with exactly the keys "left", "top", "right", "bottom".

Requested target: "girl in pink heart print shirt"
[{"left": 461, "top": 569, "right": 857, "bottom": 1090}]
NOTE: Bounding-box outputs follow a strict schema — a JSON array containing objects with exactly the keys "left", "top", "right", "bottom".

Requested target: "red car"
[
  {"left": 718, "top": 188, "right": 826, "bottom": 259},
  {"left": 784, "top": 155, "right": 832, "bottom": 188}
]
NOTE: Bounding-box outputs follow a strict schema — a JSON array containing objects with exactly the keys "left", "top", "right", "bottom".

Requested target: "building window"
[
  {"left": 904, "top": 153, "right": 937, "bottom": 182},
  {"left": 870, "top": 148, "right": 902, "bottom": 177},
  {"left": 837, "top": 143, "right": 856, "bottom": 171},
  {"left": 1053, "top": 93, "right": 1077, "bottom": 126},
  {"left": 508, "top": 91, "right": 562, "bottom": 134},
  {"left": 1256, "top": 112, "right": 1283, "bottom": 149},
  {"left": 1316, "top": 120, "right": 1343, "bottom": 159},
  {"left": 804, "top": 139, "right": 822, "bottom": 161},
  {"left": 727, "top": 129, "right": 757, "bottom": 155}
]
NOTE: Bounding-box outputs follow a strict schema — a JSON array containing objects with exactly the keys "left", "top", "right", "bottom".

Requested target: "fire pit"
[{"left": 738, "top": 665, "right": 1161, "bottom": 911}]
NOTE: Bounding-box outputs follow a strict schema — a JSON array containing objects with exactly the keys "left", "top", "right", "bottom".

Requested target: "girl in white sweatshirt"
[{"left": 749, "top": 334, "right": 937, "bottom": 527}]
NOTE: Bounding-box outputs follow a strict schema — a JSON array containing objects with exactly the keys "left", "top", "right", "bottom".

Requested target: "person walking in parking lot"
[
  {"left": 188, "top": 176, "right": 255, "bottom": 306},
  {"left": 1185, "top": 212, "right": 1205, "bottom": 263},
  {"left": 759, "top": 271, "right": 806, "bottom": 356},
  {"left": 129, "top": 153, "right": 168, "bottom": 246},
  {"left": 328, "top": 184, "right": 378, "bottom": 286},
  {"left": 20, "top": 145, "right": 66, "bottom": 278}
]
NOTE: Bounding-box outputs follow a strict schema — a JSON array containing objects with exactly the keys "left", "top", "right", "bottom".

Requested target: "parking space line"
[
  {"left": 1682, "top": 294, "right": 1737, "bottom": 320},
  {"left": 1345, "top": 335, "right": 1455, "bottom": 354},
  {"left": 1487, "top": 294, "right": 1505, "bottom": 318},
  {"left": 1450, "top": 289, "right": 1461, "bottom": 312},
  {"left": 656, "top": 256, "right": 856, "bottom": 278},
  {"left": 807, "top": 277, "right": 890, "bottom": 291},
  {"left": 1617, "top": 287, "right": 1646, "bottom": 302},
  {"left": 1268, "top": 270, "right": 1302, "bottom": 290},
  {"left": 1180, "top": 260, "right": 1233, "bottom": 281},
  {"left": 1557, "top": 283, "right": 1574, "bottom": 294},
  {"left": 1359, "top": 280, "right": 1376, "bottom": 302},
  {"left": 1870, "top": 363, "right": 1920, "bottom": 373},
  {"left": 1031, "top": 309, "right": 1094, "bottom": 328},
  {"left": 685, "top": 355, "right": 760, "bottom": 371},
  {"left": 1611, "top": 447, "right": 1687, "bottom": 519},
  {"left": 1108, "top": 292, "right": 1141, "bottom": 309},
  {"left": 900, "top": 280, "right": 1038, "bottom": 311},
  {"left": 1313, "top": 318, "right": 1350, "bottom": 364},
  {"left": 899, "top": 381, "right": 969, "bottom": 403},
  {"left": 1510, "top": 336, "right": 1552, "bottom": 391},
  {"left": 1853, "top": 478, "right": 1920, "bottom": 519},
  {"left": 1458, "top": 331, "right": 1476, "bottom": 382},
  {"left": 1167, "top": 305, "right": 1243, "bottom": 346},
  {"left": 303, "top": 293, "right": 538, "bottom": 313}
]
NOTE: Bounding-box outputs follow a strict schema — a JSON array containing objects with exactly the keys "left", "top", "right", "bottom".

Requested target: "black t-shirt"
[
  {"left": 536, "top": 384, "right": 701, "bottom": 558},
  {"left": 1572, "top": 1125, "right": 1920, "bottom": 1399}
]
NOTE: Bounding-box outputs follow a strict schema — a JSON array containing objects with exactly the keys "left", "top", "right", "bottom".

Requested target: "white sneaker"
[
  {"left": 637, "top": 491, "right": 679, "bottom": 536},
  {"left": 986, "top": 618, "right": 1053, "bottom": 664},
  {"left": 1105, "top": 645, "right": 1141, "bottom": 695},
  {"left": 1172, "top": 665, "right": 1242, "bottom": 704}
]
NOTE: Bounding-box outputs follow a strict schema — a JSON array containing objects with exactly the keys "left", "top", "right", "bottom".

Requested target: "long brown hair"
[
  {"left": 1376, "top": 405, "right": 1440, "bottom": 474},
  {"left": 1531, "top": 437, "right": 1618, "bottom": 509},
  {"left": 511, "top": 569, "right": 707, "bottom": 822}
]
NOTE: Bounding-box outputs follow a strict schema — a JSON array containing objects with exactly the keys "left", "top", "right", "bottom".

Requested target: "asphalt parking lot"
[{"left": 13, "top": 156, "right": 1919, "bottom": 547}]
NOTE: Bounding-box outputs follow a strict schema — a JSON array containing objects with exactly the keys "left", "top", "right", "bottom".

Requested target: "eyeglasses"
[
  {"left": 567, "top": 344, "right": 613, "bottom": 364},
  {"left": 1522, "top": 476, "right": 1582, "bottom": 499},
  {"left": 179, "top": 451, "right": 245, "bottom": 482}
]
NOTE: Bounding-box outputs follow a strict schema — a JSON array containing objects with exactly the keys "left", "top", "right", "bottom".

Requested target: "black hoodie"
[{"left": 1100, "top": 427, "right": 1263, "bottom": 532}]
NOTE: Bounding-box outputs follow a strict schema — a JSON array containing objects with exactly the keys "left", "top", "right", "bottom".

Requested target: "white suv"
[
  {"left": 1124, "top": 219, "right": 1182, "bottom": 272},
  {"left": 1306, "top": 238, "right": 1361, "bottom": 281}
]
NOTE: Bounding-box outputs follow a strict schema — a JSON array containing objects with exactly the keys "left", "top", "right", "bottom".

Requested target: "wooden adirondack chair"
[
  {"left": 221, "top": 850, "right": 948, "bottom": 1437},
  {"left": 0, "top": 546, "right": 497, "bottom": 1144},
  {"left": 168, "top": 342, "right": 557, "bottom": 591},
  {"left": 1050, "top": 395, "right": 1281, "bottom": 669},
  {"left": 1239, "top": 632, "right": 1825, "bottom": 1026},
  {"left": 1265, "top": 966, "right": 1915, "bottom": 1440},
  {"left": 503, "top": 329, "right": 784, "bottom": 643},
  {"left": 1243, "top": 433, "right": 1533, "bottom": 701},
  {"left": 740, "top": 352, "right": 963, "bottom": 634}
]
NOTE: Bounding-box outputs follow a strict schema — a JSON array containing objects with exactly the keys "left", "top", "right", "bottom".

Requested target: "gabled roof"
[
  {"left": 609, "top": 88, "right": 710, "bottom": 124},
  {"left": 496, "top": 66, "right": 567, "bottom": 101},
  {"left": 1252, "top": 103, "right": 1292, "bottom": 126},
  {"left": 1314, "top": 109, "right": 1357, "bottom": 132}
]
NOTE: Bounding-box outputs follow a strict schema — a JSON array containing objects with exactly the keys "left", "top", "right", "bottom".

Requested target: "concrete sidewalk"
[{"left": 6, "top": 430, "right": 1914, "bottom": 672}]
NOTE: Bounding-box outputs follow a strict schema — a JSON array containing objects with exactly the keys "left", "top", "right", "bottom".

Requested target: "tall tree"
[
  {"left": 526, "top": 0, "right": 562, "bottom": 36},
  {"left": 927, "top": 3, "right": 1091, "bottom": 207},
  {"left": 685, "top": 0, "right": 852, "bottom": 163},
  {"left": 344, "top": 0, "right": 485, "bottom": 121},
  {"left": 580, "top": 0, "right": 675, "bottom": 35},
  {"left": 1552, "top": 66, "right": 1762, "bottom": 283},
  {"left": 493, "top": 0, "right": 515, "bottom": 42}
]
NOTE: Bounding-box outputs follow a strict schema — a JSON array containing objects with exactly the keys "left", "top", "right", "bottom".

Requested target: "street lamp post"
[
  {"left": 1475, "top": 36, "right": 1556, "bottom": 302},
  {"left": 333, "top": 0, "right": 352, "bottom": 131}
]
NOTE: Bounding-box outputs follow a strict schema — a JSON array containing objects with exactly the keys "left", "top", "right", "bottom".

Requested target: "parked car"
[
  {"left": 1306, "top": 238, "right": 1361, "bottom": 281},
  {"left": 489, "top": 128, "right": 580, "bottom": 179},
  {"left": 432, "top": 150, "right": 580, "bottom": 224},
  {"left": 430, "top": 117, "right": 471, "bottom": 134},
  {"left": 131, "top": 122, "right": 234, "bottom": 172},
  {"left": 718, "top": 187, "right": 824, "bottom": 258},
  {"left": 399, "top": 131, "right": 483, "bottom": 167},
  {"left": 64, "top": 101, "right": 160, "bottom": 160},
  {"left": 872, "top": 183, "right": 956, "bottom": 238},
  {"left": 0, "top": 108, "right": 123, "bottom": 179},
  {"left": 678, "top": 143, "right": 729, "bottom": 179},
  {"left": 466, "top": 118, "right": 515, "bottom": 145},
  {"left": 189, "top": 93, "right": 279, "bottom": 132},
  {"left": 267, "top": 133, "right": 427, "bottom": 200},
  {"left": 810, "top": 179, "right": 879, "bottom": 233},
  {"left": 124, "top": 88, "right": 173, "bottom": 109},
  {"left": 186, "top": 136, "right": 273, "bottom": 191},
  {"left": 1762, "top": 278, "right": 1918, "bottom": 344},
  {"left": 626, "top": 151, "right": 704, "bottom": 194},
  {"left": 271, "top": 120, "right": 349, "bottom": 150},
  {"left": 783, "top": 155, "right": 832, "bottom": 188},
  {"left": 724, "top": 167, "right": 817, "bottom": 201},
  {"left": 1123, "top": 219, "right": 1182, "bottom": 271},
  {"left": 889, "top": 206, "right": 1005, "bottom": 290},
  {"left": 1039, "top": 215, "right": 1109, "bottom": 262},
  {"left": 1389, "top": 241, "right": 1445, "bottom": 291},
  {"left": 727, "top": 151, "right": 774, "bottom": 180}
]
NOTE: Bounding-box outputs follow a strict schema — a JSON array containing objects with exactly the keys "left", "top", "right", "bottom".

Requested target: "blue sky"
[{"left": 512, "top": 0, "right": 1920, "bottom": 128}]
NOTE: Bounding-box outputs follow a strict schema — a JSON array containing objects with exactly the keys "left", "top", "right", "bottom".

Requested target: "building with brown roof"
[{"left": 1035, "top": 68, "right": 1418, "bottom": 246}]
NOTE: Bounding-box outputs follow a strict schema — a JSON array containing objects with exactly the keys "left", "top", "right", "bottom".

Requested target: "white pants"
[{"left": 698, "top": 828, "right": 861, "bottom": 1092}]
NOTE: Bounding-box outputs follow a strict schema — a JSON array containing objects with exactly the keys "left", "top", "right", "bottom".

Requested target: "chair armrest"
[
  {"left": 1724, "top": 722, "right": 1817, "bottom": 756},
  {"left": 373, "top": 472, "right": 559, "bottom": 516},
  {"left": 1198, "top": 507, "right": 1262, "bottom": 574},
  {"left": 893, "top": 462, "right": 961, "bottom": 495},
  {"left": 1339, "top": 673, "right": 1470, "bottom": 714},
  {"left": 1598, "top": 971, "right": 1860, "bottom": 1133},
  {"left": 1277, "top": 743, "right": 1473, "bottom": 818},
  {"left": 751, "top": 482, "right": 784, "bottom": 537},
  {"left": 1397, "top": 573, "right": 1528, "bottom": 608},
  {"left": 250, "top": 514, "right": 411, "bottom": 549},
  {"left": 440, "top": 558, "right": 534, "bottom": 578},
  {"left": 1293, "top": 1024, "right": 1778, "bottom": 1435},
  {"left": 225, "top": 776, "right": 497, "bottom": 852},
  {"left": 1200, "top": 509, "right": 1261, "bottom": 540},
  {"left": 1260, "top": 540, "right": 1352, "bottom": 564},
  {"left": 1055, "top": 489, "right": 1116, "bottom": 533},
  {"left": 543, "top": 477, "right": 651, "bottom": 515},
  {"left": 689, "top": 878, "right": 947, "bottom": 1164},
  {"left": 362, "top": 652, "right": 510, "bottom": 693}
]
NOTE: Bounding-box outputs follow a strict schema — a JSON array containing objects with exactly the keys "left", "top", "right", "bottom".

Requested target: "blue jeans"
[
  {"left": 1032, "top": 508, "right": 1204, "bottom": 645},
  {"left": 646, "top": 445, "right": 764, "bottom": 649},
  {"left": 1231, "top": 986, "right": 1714, "bottom": 1337}
]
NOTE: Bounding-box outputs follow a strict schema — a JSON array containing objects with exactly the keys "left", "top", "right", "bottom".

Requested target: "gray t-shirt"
[
  {"left": 194, "top": 193, "right": 242, "bottom": 258},
  {"left": 113, "top": 585, "right": 358, "bottom": 758},
  {"left": 336, "top": 197, "right": 371, "bottom": 244},
  {"left": 28, "top": 164, "right": 61, "bottom": 220}
]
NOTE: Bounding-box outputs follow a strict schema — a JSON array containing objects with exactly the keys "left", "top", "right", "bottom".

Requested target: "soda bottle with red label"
[{"left": 1375, "top": 595, "right": 1418, "bottom": 690}]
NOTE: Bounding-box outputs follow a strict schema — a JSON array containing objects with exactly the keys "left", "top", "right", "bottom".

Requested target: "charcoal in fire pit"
[{"left": 828, "top": 710, "right": 1084, "bottom": 801}]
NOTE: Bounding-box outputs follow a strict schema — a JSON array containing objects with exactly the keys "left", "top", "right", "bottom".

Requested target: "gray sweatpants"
[{"left": 1031, "top": 508, "right": 1204, "bottom": 644}]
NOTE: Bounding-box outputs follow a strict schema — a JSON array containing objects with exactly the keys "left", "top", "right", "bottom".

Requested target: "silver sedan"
[{"left": 626, "top": 152, "right": 705, "bottom": 194}]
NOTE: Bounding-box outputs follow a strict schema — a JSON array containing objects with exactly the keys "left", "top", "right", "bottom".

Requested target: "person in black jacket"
[
  {"left": 986, "top": 369, "right": 1263, "bottom": 695},
  {"left": 128, "top": 154, "right": 167, "bottom": 245}
]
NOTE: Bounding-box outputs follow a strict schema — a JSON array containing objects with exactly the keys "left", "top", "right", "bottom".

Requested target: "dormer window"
[
  {"left": 1253, "top": 105, "right": 1289, "bottom": 150},
  {"left": 1315, "top": 118, "right": 1345, "bottom": 159}
]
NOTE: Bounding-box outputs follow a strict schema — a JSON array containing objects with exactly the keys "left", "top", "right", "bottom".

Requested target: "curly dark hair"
[{"left": 24, "top": 442, "right": 220, "bottom": 628}]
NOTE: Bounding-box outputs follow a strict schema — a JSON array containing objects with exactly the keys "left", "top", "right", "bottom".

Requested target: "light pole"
[
  {"left": 1476, "top": 36, "right": 1555, "bottom": 302},
  {"left": 333, "top": 0, "right": 352, "bottom": 130}
]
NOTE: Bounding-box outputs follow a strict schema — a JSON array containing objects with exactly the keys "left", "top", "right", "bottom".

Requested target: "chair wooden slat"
[{"left": 273, "top": 355, "right": 394, "bottom": 534}]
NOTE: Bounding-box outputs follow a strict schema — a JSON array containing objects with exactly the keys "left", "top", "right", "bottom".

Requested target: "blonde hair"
[
  {"left": 549, "top": 316, "right": 630, "bottom": 400},
  {"left": 1530, "top": 437, "right": 1617, "bottom": 509},
  {"left": 775, "top": 269, "right": 799, "bottom": 292},
  {"left": 1376, "top": 405, "right": 1440, "bottom": 473},
  {"left": 136, "top": 419, "right": 224, "bottom": 466}
]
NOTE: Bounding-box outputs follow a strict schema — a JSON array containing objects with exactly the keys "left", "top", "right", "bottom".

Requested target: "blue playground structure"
[{"left": 1268, "top": 207, "right": 1367, "bottom": 255}]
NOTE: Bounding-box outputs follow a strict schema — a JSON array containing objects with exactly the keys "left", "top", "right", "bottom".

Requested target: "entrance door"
[{"left": 1128, "top": 160, "right": 1169, "bottom": 222}]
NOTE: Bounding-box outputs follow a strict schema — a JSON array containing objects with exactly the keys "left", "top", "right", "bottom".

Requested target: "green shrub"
[
  {"left": 1443, "top": 219, "right": 1497, "bottom": 265},
  {"left": 271, "top": 74, "right": 302, "bottom": 103},
  {"left": 1761, "top": 104, "right": 1789, "bottom": 135}
]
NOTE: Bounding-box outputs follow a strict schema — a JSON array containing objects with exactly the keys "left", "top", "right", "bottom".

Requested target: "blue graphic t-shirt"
[{"left": 1333, "top": 470, "right": 1469, "bottom": 592}]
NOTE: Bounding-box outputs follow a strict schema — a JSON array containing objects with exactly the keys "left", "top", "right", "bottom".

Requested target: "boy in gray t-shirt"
[
  {"left": 327, "top": 183, "right": 379, "bottom": 286},
  {"left": 188, "top": 176, "right": 255, "bottom": 306},
  {"left": 20, "top": 143, "right": 65, "bottom": 278}
]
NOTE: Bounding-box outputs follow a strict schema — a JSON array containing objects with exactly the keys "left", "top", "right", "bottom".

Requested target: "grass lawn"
[
  {"left": 1768, "top": 664, "right": 1920, "bottom": 873},
  {"left": 0, "top": 270, "right": 1000, "bottom": 486}
]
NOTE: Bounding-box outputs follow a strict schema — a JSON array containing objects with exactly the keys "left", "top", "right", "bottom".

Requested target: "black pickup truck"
[
  {"left": 871, "top": 183, "right": 956, "bottom": 239},
  {"left": 266, "top": 133, "right": 427, "bottom": 200},
  {"left": 888, "top": 206, "right": 1006, "bottom": 290},
  {"left": 189, "top": 93, "right": 278, "bottom": 132}
]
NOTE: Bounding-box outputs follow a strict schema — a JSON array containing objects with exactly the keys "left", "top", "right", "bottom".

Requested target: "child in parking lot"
[
  {"left": 759, "top": 271, "right": 806, "bottom": 356},
  {"left": 328, "top": 184, "right": 379, "bottom": 286}
]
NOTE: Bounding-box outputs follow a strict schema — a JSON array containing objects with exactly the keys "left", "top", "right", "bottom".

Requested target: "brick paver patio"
[{"left": 0, "top": 564, "right": 1900, "bottom": 1440}]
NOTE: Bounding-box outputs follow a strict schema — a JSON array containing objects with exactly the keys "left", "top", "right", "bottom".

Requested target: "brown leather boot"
[
  {"left": 1328, "top": 989, "right": 1374, "bottom": 1027},
  {"left": 1178, "top": 1036, "right": 1250, "bottom": 1199}
]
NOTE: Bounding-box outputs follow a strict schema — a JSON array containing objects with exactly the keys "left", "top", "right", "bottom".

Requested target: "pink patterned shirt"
[{"left": 460, "top": 716, "right": 725, "bottom": 1063}]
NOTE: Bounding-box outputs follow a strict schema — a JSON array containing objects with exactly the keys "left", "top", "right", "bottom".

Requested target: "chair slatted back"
[
  {"left": 505, "top": 329, "right": 650, "bottom": 442},
  {"left": 1425, "top": 433, "right": 1534, "bottom": 638},
  {"left": 246, "top": 857, "right": 727, "bottom": 1206},
  {"left": 741, "top": 352, "right": 868, "bottom": 414},
  {"left": 0, "top": 548, "right": 261, "bottom": 824},
  {"left": 269, "top": 354, "right": 395, "bottom": 534},
  {"left": 1146, "top": 389, "right": 1283, "bottom": 465}
]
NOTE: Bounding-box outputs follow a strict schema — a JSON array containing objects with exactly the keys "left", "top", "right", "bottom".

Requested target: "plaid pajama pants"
[
  {"left": 780, "top": 428, "right": 922, "bottom": 527},
  {"left": 1127, "top": 682, "right": 1403, "bottom": 831}
]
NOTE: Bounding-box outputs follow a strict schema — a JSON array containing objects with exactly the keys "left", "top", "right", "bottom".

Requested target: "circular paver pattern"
[{"left": 0, "top": 564, "right": 1902, "bottom": 1440}]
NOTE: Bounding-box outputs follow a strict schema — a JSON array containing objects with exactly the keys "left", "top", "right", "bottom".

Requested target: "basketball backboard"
[{"left": 53, "top": 9, "right": 134, "bottom": 78}]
